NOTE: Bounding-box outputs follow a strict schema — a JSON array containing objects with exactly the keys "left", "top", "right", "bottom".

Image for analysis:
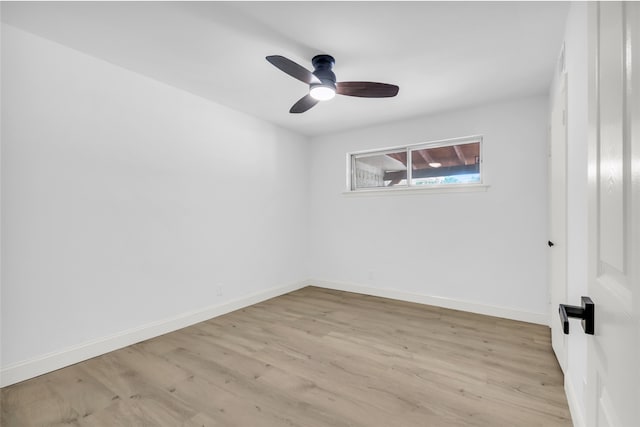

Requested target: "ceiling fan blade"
[
  {"left": 266, "top": 55, "right": 321, "bottom": 85},
  {"left": 336, "top": 82, "right": 399, "bottom": 98},
  {"left": 289, "top": 94, "right": 319, "bottom": 114}
]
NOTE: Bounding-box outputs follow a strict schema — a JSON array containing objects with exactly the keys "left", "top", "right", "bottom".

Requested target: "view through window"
[{"left": 350, "top": 137, "right": 482, "bottom": 191}]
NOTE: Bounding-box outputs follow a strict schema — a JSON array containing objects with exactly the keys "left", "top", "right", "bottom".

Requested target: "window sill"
[{"left": 342, "top": 184, "right": 490, "bottom": 196}]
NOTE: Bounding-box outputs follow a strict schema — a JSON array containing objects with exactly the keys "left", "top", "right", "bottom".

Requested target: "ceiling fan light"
[{"left": 310, "top": 85, "right": 336, "bottom": 101}]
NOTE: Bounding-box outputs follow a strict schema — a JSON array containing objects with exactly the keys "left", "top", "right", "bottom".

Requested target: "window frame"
[{"left": 346, "top": 135, "right": 487, "bottom": 194}]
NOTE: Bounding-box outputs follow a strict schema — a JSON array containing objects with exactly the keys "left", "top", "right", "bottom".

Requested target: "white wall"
[
  {"left": 308, "top": 96, "right": 550, "bottom": 322},
  {"left": 551, "top": 3, "right": 589, "bottom": 426},
  {"left": 0, "top": 25, "right": 309, "bottom": 383}
]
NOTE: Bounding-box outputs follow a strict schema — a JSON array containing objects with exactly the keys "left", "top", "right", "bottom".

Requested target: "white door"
[
  {"left": 585, "top": 2, "right": 640, "bottom": 426},
  {"left": 550, "top": 75, "right": 568, "bottom": 372}
]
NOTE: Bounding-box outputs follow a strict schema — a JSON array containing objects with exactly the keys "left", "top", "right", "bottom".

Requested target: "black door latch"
[{"left": 559, "top": 296, "right": 594, "bottom": 335}]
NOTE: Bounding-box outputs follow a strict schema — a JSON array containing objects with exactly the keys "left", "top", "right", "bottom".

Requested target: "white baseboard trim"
[
  {"left": 307, "top": 279, "right": 549, "bottom": 325},
  {"left": 565, "top": 376, "right": 586, "bottom": 427},
  {"left": 0, "top": 281, "right": 306, "bottom": 388}
]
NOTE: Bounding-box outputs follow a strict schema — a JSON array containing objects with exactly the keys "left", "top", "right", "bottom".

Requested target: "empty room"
[{"left": 1, "top": 1, "right": 638, "bottom": 426}]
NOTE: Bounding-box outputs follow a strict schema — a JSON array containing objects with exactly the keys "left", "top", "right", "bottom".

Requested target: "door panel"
[
  {"left": 598, "top": 2, "right": 625, "bottom": 273},
  {"left": 586, "top": 2, "right": 639, "bottom": 426},
  {"left": 550, "top": 75, "right": 568, "bottom": 372}
]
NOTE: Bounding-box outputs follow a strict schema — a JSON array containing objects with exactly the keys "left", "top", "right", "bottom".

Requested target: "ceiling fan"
[{"left": 266, "top": 54, "right": 399, "bottom": 114}]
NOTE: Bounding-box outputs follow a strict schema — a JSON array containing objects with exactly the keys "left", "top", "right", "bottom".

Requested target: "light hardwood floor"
[{"left": 1, "top": 287, "right": 572, "bottom": 426}]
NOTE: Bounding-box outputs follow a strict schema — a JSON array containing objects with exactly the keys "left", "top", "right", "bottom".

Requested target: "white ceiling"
[{"left": 1, "top": 1, "right": 569, "bottom": 137}]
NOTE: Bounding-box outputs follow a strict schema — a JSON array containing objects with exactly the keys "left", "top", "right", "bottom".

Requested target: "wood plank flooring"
[{"left": 1, "top": 287, "right": 572, "bottom": 426}]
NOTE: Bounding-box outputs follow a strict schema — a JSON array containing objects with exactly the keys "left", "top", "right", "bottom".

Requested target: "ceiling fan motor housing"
[{"left": 311, "top": 54, "right": 337, "bottom": 91}]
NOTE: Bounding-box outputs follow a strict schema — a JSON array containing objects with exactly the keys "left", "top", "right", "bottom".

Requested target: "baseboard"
[
  {"left": 0, "top": 281, "right": 306, "bottom": 388},
  {"left": 307, "top": 279, "right": 549, "bottom": 325},
  {"left": 565, "top": 376, "right": 586, "bottom": 427}
]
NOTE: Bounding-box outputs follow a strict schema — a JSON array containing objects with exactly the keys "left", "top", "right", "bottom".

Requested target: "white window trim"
[
  {"left": 345, "top": 135, "right": 487, "bottom": 194},
  {"left": 342, "top": 183, "right": 489, "bottom": 196}
]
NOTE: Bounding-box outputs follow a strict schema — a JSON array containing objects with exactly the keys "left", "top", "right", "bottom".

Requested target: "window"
[{"left": 349, "top": 136, "right": 483, "bottom": 192}]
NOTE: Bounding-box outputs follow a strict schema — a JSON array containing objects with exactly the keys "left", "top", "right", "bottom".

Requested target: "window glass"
[
  {"left": 410, "top": 142, "right": 480, "bottom": 186},
  {"left": 353, "top": 149, "right": 408, "bottom": 189},
  {"left": 349, "top": 137, "right": 482, "bottom": 191}
]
